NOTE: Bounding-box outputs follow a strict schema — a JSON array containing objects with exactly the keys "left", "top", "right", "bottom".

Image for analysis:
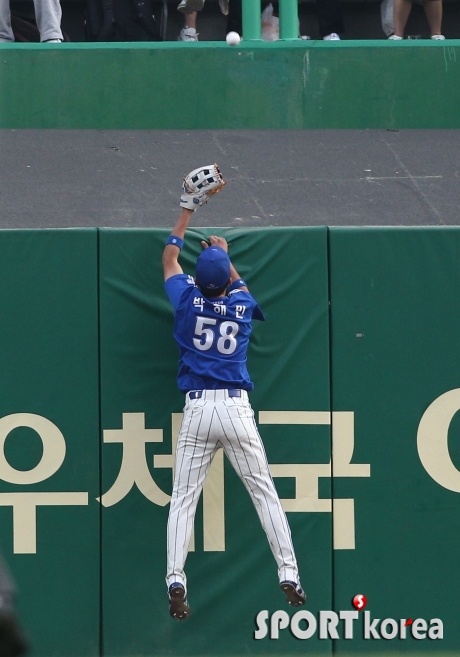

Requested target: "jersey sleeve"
[{"left": 164, "top": 274, "right": 195, "bottom": 311}]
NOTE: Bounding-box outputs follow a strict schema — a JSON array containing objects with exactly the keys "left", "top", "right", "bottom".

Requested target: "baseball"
[{"left": 226, "top": 31, "right": 241, "bottom": 46}]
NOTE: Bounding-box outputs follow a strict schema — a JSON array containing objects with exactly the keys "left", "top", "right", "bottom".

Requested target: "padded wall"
[
  {"left": 0, "top": 230, "right": 100, "bottom": 656},
  {"left": 98, "top": 227, "right": 332, "bottom": 655},
  {"left": 329, "top": 227, "right": 460, "bottom": 651},
  {"left": 0, "top": 227, "right": 459, "bottom": 654}
]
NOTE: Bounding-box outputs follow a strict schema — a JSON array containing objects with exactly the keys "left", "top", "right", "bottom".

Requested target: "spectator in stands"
[
  {"left": 177, "top": 0, "right": 202, "bottom": 41},
  {"left": 314, "top": 0, "right": 344, "bottom": 39},
  {"left": 0, "top": 0, "right": 63, "bottom": 41},
  {"left": 177, "top": 0, "right": 232, "bottom": 40},
  {"left": 226, "top": 0, "right": 344, "bottom": 41},
  {"left": 389, "top": 0, "right": 444, "bottom": 39}
]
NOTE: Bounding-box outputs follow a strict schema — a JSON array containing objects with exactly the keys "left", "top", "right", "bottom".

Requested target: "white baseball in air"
[{"left": 226, "top": 31, "right": 241, "bottom": 46}]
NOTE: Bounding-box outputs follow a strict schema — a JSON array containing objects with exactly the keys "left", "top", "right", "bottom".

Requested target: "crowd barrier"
[
  {"left": 0, "top": 227, "right": 459, "bottom": 656},
  {"left": 1, "top": 41, "right": 460, "bottom": 129}
]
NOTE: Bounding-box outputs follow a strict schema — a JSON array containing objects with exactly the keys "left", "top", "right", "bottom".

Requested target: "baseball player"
[{"left": 162, "top": 165, "right": 305, "bottom": 621}]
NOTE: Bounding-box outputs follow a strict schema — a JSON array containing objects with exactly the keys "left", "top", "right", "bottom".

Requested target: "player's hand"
[{"left": 201, "top": 236, "right": 228, "bottom": 253}]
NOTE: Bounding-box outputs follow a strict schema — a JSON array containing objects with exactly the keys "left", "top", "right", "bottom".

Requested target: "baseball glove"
[{"left": 180, "top": 164, "right": 226, "bottom": 210}]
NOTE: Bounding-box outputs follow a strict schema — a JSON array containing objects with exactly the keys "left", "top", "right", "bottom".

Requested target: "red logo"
[{"left": 352, "top": 594, "right": 367, "bottom": 610}]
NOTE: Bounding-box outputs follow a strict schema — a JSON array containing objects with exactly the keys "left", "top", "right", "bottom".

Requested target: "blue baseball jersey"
[{"left": 165, "top": 274, "right": 264, "bottom": 393}]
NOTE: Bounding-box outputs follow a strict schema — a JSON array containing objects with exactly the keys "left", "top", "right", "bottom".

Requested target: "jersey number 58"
[{"left": 193, "top": 317, "right": 239, "bottom": 355}]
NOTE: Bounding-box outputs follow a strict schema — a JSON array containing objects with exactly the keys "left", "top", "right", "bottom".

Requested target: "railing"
[{"left": 242, "top": 0, "right": 299, "bottom": 39}]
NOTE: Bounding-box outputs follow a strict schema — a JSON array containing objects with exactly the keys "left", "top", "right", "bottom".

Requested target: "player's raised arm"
[
  {"left": 228, "top": 261, "right": 249, "bottom": 292},
  {"left": 162, "top": 208, "right": 193, "bottom": 281},
  {"left": 163, "top": 165, "right": 227, "bottom": 283}
]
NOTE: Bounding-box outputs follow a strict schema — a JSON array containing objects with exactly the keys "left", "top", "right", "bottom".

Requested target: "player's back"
[{"left": 173, "top": 285, "right": 256, "bottom": 393}]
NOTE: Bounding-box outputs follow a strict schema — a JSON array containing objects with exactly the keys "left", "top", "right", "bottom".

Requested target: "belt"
[{"left": 188, "top": 389, "right": 242, "bottom": 400}]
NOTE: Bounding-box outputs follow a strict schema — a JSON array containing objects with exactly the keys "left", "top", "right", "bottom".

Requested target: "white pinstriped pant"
[{"left": 166, "top": 389, "right": 300, "bottom": 591}]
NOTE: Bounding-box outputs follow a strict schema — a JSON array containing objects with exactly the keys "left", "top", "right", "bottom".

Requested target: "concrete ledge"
[{"left": 1, "top": 40, "right": 460, "bottom": 128}]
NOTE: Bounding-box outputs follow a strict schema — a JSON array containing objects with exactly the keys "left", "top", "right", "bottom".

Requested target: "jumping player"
[{"left": 162, "top": 165, "right": 305, "bottom": 621}]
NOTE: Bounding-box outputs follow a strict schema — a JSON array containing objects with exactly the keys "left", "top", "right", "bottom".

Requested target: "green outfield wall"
[
  {"left": 0, "top": 227, "right": 459, "bottom": 656},
  {"left": 1, "top": 41, "right": 460, "bottom": 129}
]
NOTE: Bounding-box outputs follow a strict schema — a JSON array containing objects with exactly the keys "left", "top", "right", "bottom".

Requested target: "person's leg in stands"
[
  {"left": 316, "top": 0, "right": 344, "bottom": 39},
  {"left": 177, "top": 0, "right": 202, "bottom": 41},
  {"left": 423, "top": 0, "right": 443, "bottom": 36},
  {"left": 179, "top": 11, "right": 198, "bottom": 41},
  {"left": 0, "top": 0, "right": 14, "bottom": 41},
  {"left": 34, "top": 0, "right": 63, "bottom": 41},
  {"left": 392, "top": 0, "right": 412, "bottom": 36},
  {"left": 183, "top": 10, "right": 197, "bottom": 29},
  {"left": 179, "top": 10, "right": 198, "bottom": 40}
]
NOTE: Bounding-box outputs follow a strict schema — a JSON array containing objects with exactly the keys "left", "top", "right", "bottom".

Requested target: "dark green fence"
[
  {"left": 1, "top": 42, "right": 460, "bottom": 129},
  {"left": 0, "top": 227, "right": 459, "bottom": 655}
]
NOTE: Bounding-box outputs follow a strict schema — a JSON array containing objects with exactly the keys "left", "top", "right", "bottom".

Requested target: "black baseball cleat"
[
  {"left": 280, "top": 580, "right": 306, "bottom": 607},
  {"left": 168, "top": 583, "right": 190, "bottom": 621}
]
